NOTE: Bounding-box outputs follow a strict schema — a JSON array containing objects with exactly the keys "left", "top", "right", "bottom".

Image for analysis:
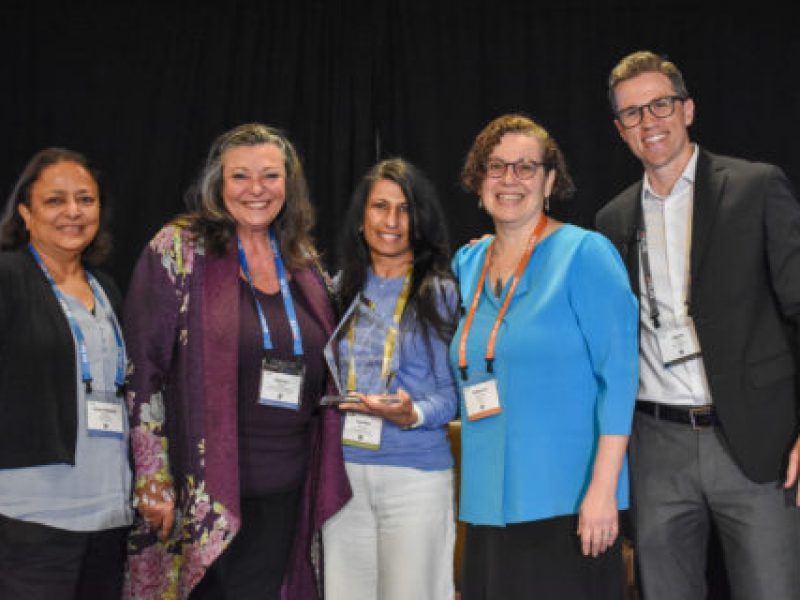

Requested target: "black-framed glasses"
[
  {"left": 485, "top": 158, "right": 547, "bottom": 180},
  {"left": 616, "top": 95, "right": 687, "bottom": 129}
]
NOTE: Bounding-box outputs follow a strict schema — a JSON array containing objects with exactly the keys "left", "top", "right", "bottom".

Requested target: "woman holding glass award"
[{"left": 322, "top": 158, "right": 459, "bottom": 600}]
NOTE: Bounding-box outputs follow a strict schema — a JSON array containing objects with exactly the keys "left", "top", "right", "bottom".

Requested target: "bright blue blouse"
[{"left": 449, "top": 225, "right": 638, "bottom": 526}]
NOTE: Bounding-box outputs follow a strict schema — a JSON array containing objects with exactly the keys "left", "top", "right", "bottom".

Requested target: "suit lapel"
[
  {"left": 628, "top": 193, "right": 642, "bottom": 297},
  {"left": 690, "top": 150, "right": 726, "bottom": 287},
  {"left": 614, "top": 186, "right": 643, "bottom": 296}
]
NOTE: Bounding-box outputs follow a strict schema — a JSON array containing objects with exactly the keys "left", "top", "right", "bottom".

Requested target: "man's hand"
[{"left": 783, "top": 434, "right": 800, "bottom": 506}]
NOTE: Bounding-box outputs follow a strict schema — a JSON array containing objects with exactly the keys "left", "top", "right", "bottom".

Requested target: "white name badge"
[
  {"left": 87, "top": 392, "right": 125, "bottom": 438},
  {"left": 342, "top": 412, "right": 383, "bottom": 449},
  {"left": 259, "top": 369, "right": 303, "bottom": 410},
  {"left": 656, "top": 324, "right": 701, "bottom": 366},
  {"left": 463, "top": 378, "right": 502, "bottom": 421},
  {"left": 259, "top": 357, "right": 305, "bottom": 410}
]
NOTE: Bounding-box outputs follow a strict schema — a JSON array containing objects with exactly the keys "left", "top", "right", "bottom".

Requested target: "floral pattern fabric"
[{"left": 123, "top": 225, "right": 350, "bottom": 599}]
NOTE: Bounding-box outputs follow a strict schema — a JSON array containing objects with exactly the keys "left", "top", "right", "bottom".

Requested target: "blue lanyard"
[
  {"left": 237, "top": 228, "right": 304, "bottom": 356},
  {"left": 28, "top": 244, "right": 126, "bottom": 394}
]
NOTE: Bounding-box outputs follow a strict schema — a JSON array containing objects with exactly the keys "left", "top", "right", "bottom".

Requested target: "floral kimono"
[{"left": 123, "top": 224, "right": 350, "bottom": 599}]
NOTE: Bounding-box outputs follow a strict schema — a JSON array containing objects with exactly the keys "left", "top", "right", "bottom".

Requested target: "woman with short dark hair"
[
  {"left": 0, "top": 147, "right": 132, "bottom": 599},
  {"left": 452, "top": 114, "right": 638, "bottom": 598}
]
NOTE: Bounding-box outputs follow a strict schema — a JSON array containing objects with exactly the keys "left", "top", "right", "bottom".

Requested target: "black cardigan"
[{"left": 0, "top": 249, "right": 122, "bottom": 468}]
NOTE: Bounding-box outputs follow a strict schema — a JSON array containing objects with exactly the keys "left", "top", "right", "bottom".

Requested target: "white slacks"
[{"left": 323, "top": 462, "right": 456, "bottom": 600}]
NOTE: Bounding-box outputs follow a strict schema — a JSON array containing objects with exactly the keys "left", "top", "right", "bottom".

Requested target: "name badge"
[
  {"left": 259, "top": 357, "right": 305, "bottom": 410},
  {"left": 342, "top": 412, "right": 383, "bottom": 449},
  {"left": 463, "top": 377, "right": 501, "bottom": 421},
  {"left": 656, "top": 324, "right": 701, "bottom": 366},
  {"left": 87, "top": 390, "right": 125, "bottom": 438}
]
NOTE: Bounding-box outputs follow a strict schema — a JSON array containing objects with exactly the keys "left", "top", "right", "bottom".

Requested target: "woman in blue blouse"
[
  {"left": 323, "top": 158, "right": 458, "bottom": 600},
  {"left": 450, "top": 114, "right": 638, "bottom": 599}
]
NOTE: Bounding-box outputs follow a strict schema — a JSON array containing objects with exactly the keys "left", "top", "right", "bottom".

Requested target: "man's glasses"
[
  {"left": 485, "top": 158, "right": 547, "bottom": 180},
  {"left": 616, "top": 95, "right": 687, "bottom": 129}
]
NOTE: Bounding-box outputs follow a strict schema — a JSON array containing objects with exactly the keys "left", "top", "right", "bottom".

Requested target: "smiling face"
[
  {"left": 614, "top": 71, "right": 695, "bottom": 184},
  {"left": 221, "top": 143, "right": 286, "bottom": 234},
  {"left": 480, "top": 132, "right": 555, "bottom": 229},
  {"left": 18, "top": 160, "right": 100, "bottom": 260},
  {"left": 362, "top": 178, "right": 413, "bottom": 270}
]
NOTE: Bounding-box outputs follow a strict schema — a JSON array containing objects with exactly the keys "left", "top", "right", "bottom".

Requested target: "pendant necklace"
[{"left": 494, "top": 277, "right": 504, "bottom": 298}]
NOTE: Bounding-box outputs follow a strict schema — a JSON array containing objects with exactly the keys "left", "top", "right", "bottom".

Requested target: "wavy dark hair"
[
  {"left": 0, "top": 147, "right": 112, "bottom": 264},
  {"left": 337, "top": 158, "right": 457, "bottom": 343},
  {"left": 181, "top": 123, "right": 316, "bottom": 269}
]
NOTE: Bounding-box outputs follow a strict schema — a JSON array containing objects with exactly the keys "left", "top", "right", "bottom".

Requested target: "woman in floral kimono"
[{"left": 123, "top": 123, "right": 350, "bottom": 599}]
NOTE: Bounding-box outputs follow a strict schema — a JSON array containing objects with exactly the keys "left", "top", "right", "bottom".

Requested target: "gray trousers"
[{"left": 629, "top": 411, "right": 800, "bottom": 600}]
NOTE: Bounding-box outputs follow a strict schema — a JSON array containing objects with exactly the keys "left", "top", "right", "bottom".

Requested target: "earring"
[
  {"left": 478, "top": 198, "right": 483, "bottom": 209},
  {"left": 544, "top": 196, "right": 550, "bottom": 213}
]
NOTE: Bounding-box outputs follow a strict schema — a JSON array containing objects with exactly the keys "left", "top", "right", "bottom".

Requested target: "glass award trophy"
[{"left": 321, "top": 293, "right": 400, "bottom": 405}]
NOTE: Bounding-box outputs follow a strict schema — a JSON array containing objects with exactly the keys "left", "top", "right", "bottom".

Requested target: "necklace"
[{"left": 493, "top": 277, "right": 504, "bottom": 298}]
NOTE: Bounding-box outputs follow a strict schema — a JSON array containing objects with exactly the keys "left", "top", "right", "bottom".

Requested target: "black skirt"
[{"left": 461, "top": 513, "right": 625, "bottom": 600}]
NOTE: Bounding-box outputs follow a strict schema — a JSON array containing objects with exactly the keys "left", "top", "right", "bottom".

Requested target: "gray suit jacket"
[{"left": 596, "top": 148, "right": 800, "bottom": 482}]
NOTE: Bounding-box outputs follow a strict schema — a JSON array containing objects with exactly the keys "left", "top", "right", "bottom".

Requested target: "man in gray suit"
[{"left": 596, "top": 50, "right": 800, "bottom": 599}]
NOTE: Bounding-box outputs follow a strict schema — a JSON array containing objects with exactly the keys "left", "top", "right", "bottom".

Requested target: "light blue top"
[
  {"left": 449, "top": 225, "right": 638, "bottom": 526},
  {"left": 0, "top": 290, "right": 133, "bottom": 531},
  {"left": 336, "top": 270, "right": 458, "bottom": 470}
]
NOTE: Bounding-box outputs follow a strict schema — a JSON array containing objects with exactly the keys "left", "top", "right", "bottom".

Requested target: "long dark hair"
[
  {"left": 337, "top": 158, "right": 457, "bottom": 343},
  {"left": 181, "top": 123, "right": 316, "bottom": 269},
  {"left": 0, "top": 147, "right": 112, "bottom": 264}
]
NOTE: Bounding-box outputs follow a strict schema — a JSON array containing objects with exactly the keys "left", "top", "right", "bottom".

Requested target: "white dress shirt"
[{"left": 637, "top": 145, "right": 712, "bottom": 406}]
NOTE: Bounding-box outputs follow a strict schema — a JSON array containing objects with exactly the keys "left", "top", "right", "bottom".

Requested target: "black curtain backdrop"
[{"left": 1, "top": 1, "right": 798, "bottom": 292}]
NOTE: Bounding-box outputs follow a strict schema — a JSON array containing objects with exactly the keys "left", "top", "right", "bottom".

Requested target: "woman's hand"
[
  {"left": 577, "top": 482, "right": 618, "bottom": 557},
  {"left": 576, "top": 434, "right": 628, "bottom": 557},
  {"left": 338, "top": 388, "right": 418, "bottom": 428},
  {"left": 135, "top": 478, "right": 176, "bottom": 542}
]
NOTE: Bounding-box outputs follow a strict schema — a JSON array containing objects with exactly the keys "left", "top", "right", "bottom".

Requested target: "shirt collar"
[{"left": 643, "top": 143, "right": 699, "bottom": 201}]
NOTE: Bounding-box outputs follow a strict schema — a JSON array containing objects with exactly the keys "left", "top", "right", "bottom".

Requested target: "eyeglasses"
[
  {"left": 485, "top": 158, "right": 547, "bottom": 180},
  {"left": 616, "top": 95, "right": 687, "bottom": 129}
]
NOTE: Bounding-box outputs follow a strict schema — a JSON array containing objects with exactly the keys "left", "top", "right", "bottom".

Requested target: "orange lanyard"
[{"left": 458, "top": 215, "right": 548, "bottom": 380}]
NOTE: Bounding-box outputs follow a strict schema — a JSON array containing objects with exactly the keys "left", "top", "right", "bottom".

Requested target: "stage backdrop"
[{"left": 1, "top": 1, "right": 798, "bottom": 291}]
